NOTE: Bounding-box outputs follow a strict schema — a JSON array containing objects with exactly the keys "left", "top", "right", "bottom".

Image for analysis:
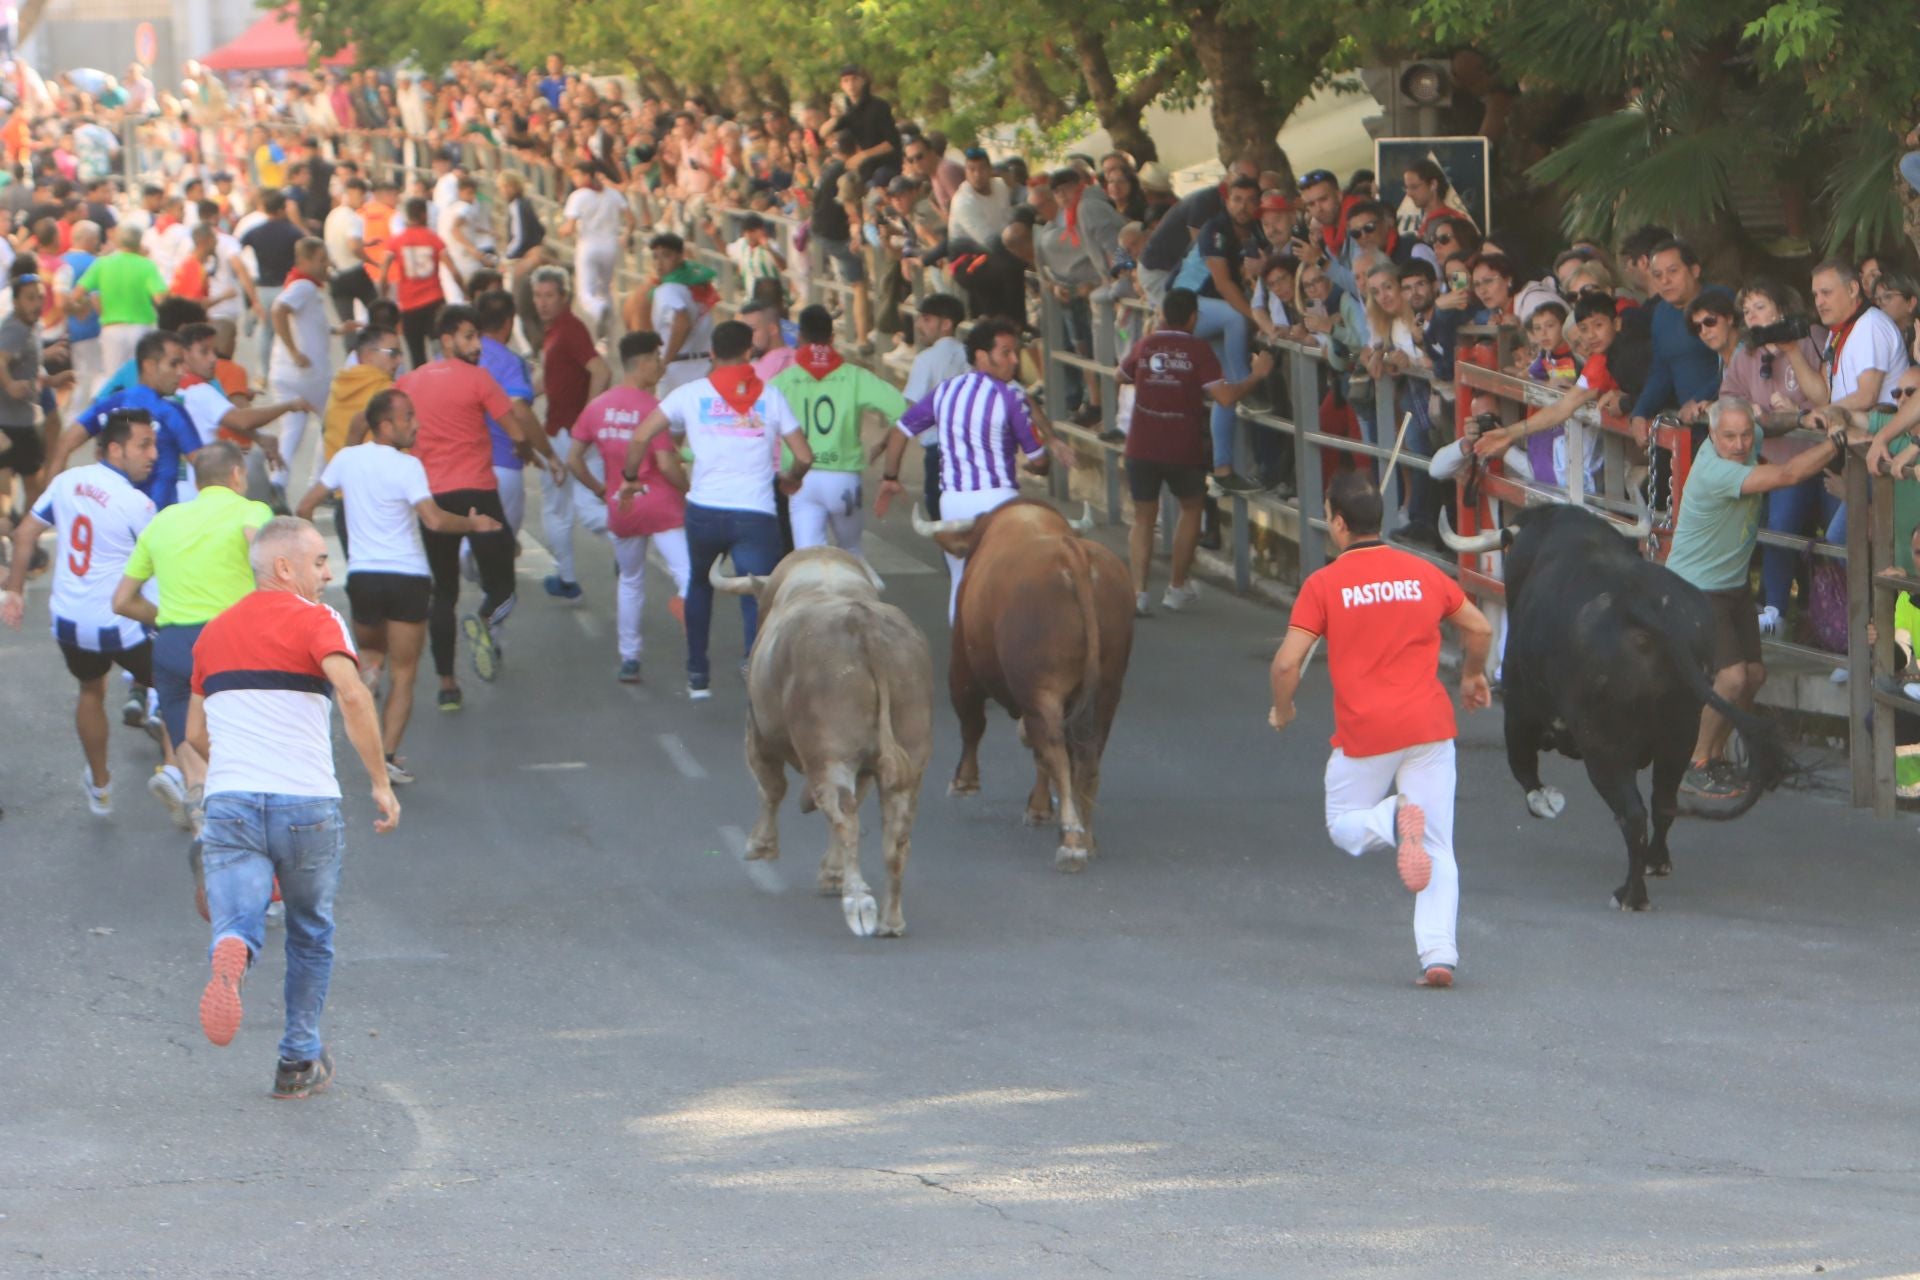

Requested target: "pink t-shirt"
[{"left": 572, "top": 386, "right": 685, "bottom": 538}]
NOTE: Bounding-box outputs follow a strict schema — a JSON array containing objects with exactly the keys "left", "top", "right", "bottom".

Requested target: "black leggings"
[
  {"left": 400, "top": 303, "right": 441, "bottom": 370},
  {"left": 420, "top": 488, "right": 516, "bottom": 677}
]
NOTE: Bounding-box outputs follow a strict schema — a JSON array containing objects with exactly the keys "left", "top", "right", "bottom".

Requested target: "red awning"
[{"left": 199, "top": 8, "right": 356, "bottom": 73}]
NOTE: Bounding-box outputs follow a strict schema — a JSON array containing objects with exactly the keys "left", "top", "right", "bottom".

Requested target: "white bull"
[{"left": 710, "top": 547, "right": 935, "bottom": 937}]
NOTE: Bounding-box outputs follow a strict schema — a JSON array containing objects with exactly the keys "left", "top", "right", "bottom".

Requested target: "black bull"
[{"left": 1442, "top": 502, "right": 1790, "bottom": 911}]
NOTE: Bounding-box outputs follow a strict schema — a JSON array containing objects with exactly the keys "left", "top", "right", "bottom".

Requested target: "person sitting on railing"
[{"left": 1667, "top": 396, "right": 1841, "bottom": 802}]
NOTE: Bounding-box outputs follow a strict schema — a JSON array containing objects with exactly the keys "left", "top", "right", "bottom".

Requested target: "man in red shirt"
[
  {"left": 1116, "top": 287, "right": 1272, "bottom": 616},
  {"left": 393, "top": 305, "right": 526, "bottom": 710},
  {"left": 531, "top": 265, "right": 611, "bottom": 600},
  {"left": 1268, "top": 473, "right": 1494, "bottom": 987},
  {"left": 382, "top": 197, "right": 448, "bottom": 370}
]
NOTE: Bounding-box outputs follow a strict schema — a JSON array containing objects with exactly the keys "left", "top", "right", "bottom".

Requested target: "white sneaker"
[
  {"left": 1757, "top": 604, "right": 1781, "bottom": 637},
  {"left": 265, "top": 900, "right": 286, "bottom": 928},
  {"left": 82, "top": 771, "right": 111, "bottom": 817},
  {"left": 386, "top": 757, "right": 416, "bottom": 786},
  {"left": 1135, "top": 591, "right": 1153, "bottom": 617},
  {"left": 1162, "top": 581, "right": 1200, "bottom": 611},
  {"left": 148, "top": 765, "right": 191, "bottom": 830}
]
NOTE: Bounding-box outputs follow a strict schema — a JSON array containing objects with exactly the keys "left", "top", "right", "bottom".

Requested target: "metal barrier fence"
[{"left": 123, "top": 113, "right": 1915, "bottom": 813}]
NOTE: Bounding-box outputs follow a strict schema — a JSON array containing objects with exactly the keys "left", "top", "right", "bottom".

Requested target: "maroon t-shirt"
[
  {"left": 542, "top": 310, "right": 599, "bottom": 436},
  {"left": 1118, "top": 329, "right": 1224, "bottom": 467}
]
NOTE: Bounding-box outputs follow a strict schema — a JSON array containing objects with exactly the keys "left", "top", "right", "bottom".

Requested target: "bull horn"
[
  {"left": 708, "top": 560, "right": 767, "bottom": 596},
  {"left": 910, "top": 503, "right": 977, "bottom": 538},
  {"left": 1615, "top": 493, "right": 1653, "bottom": 543},
  {"left": 1066, "top": 501, "right": 1095, "bottom": 533},
  {"left": 1437, "top": 509, "right": 1510, "bottom": 554}
]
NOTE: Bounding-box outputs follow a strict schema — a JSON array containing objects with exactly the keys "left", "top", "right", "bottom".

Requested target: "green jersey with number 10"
[{"left": 770, "top": 363, "right": 911, "bottom": 473}]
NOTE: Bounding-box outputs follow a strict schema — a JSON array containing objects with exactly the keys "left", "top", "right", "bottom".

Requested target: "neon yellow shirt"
[
  {"left": 125, "top": 485, "right": 274, "bottom": 626},
  {"left": 770, "top": 362, "right": 910, "bottom": 472}
]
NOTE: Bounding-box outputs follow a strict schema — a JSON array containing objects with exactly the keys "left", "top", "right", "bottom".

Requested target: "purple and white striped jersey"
[{"left": 897, "top": 372, "right": 1045, "bottom": 494}]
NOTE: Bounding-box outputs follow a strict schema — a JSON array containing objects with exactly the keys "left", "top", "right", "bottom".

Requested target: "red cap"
[{"left": 1260, "top": 192, "right": 1294, "bottom": 214}]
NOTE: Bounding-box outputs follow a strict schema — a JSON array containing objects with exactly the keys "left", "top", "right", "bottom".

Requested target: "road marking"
[
  {"left": 522, "top": 761, "right": 589, "bottom": 771},
  {"left": 573, "top": 610, "right": 602, "bottom": 637},
  {"left": 658, "top": 732, "right": 706, "bottom": 779},
  {"left": 721, "top": 823, "right": 784, "bottom": 893}
]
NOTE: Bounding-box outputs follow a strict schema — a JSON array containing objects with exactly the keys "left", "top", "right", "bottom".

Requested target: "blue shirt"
[
  {"left": 538, "top": 76, "right": 567, "bottom": 109},
  {"left": 78, "top": 385, "right": 201, "bottom": 508},
  {"left": 63, "top": 251, "right": 101, "bottom": 340},
  {"left": 99, "top": 358, "right": 140, "bottom": 399},
  {"left": 479, "top": 337, "right": 533, "bottom": 471},
  {"left": 1631, "top": 287, "right": 1733, "bottom": 420}
]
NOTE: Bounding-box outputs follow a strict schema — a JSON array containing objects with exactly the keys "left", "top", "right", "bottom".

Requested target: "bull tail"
[
  {"left": 1064, "top": 538, "right": 1104, "bottom": 742},
  {"left": 1624, "top": 599, "right": 1793, "bottom": 818},
  {"left": 857, "top": 614, "right": 914, "bottom": 792}
]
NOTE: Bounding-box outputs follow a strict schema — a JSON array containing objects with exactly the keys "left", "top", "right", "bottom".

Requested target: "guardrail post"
[
  {"left": 1039, "top": 288, "right": 1070, "bottom": 434},
  {"left": 1231, "top": 496, "right": 1251, "bottom": 592},
  {"left": 1863, "top": 463, "right": 1896, "bottom": 816},
  {"left": 1093, "top": 293, "right": 1119, "bottom": 436},
  {"left": 1103, "top": 451, "right": 1121, "bottom": 525},
  {"left": 1291, "top": 347, "right": 1323, "bottom": 570},
  {"left": 1373, "top": 376, "right": 1400, "bottom": 517}
]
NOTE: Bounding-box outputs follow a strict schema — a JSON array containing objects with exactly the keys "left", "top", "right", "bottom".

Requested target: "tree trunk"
[
  {"left": 1067, "top": 21, "right": 1166, "bottom": 163},
  {"left": 1185, "top": 1, "right": 1284, "bottom": 173},
  {"left": 1006, "top": 48, "right": 1068, "bottom": 130}
]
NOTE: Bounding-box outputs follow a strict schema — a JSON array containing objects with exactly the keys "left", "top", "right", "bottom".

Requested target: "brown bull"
[
  {"left": 913, "top": 498, "right": 1134, "bottom": 870},
  {"left": 711, "top": 547, "right": 934, "bottom": 937}
]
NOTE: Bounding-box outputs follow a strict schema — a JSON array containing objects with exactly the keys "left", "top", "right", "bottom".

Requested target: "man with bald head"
[{"left": 187, "top": 515, "right": 398, "bottom": 1099}]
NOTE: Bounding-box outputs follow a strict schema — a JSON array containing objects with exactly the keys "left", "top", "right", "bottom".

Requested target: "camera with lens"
[
  {"left": 1291, "top": 219, "right": 1311, "bottom": 245},
  {"left": 1748, "top": 315, "right": 1810, "bottom": 346}
]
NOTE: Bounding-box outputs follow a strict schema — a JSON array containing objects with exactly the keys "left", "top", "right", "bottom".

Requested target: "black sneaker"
[
  {"left": 438, "top": 686, "right": 463, "bottom": 713},
  {"left": 122, "top": 686, "right": 148, "bottom": 727},
  {"left": 272, "top": 1048, "right": 335, "bottom": 1100},
  {"left": 1097, "top": 429, "right": 1125, "bottom": 445},
  {"left": 1681, "top": 762, "right": 1744, "bottom": 801},
  {"left": 1069, "top": 404, "right": 1101, "bottom": 428},
  {"left": 1210, "top": 472, "right": 1264, "bottom": 496}
]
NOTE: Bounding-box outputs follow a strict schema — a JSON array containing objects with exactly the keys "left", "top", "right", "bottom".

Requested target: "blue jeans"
[
  {"left": 683, "top": 502, "right": 784, "bottom": 685},
  {"left": 1191, "top": 296, "right": 1249, "bottom": 470},
  {"left": 1902, "top": 151, "right": 1920, "bottom": 198},
  {"left": 200, "top": 792, "right": 344, "bottom": 1063},
  {"left": 1057, "top": 294, "right": 1094, "bottom": 411},
  {"left": 152, "top": 622, "right": 206, "bottom": 745},
  {"left": 1760, "top": 476, "right": 1826, "bottom": 610}
]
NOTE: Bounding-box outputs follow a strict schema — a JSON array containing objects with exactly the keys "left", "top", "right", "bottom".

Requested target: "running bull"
[
  {"left": 711, "top": 547, "right": 934, "bottom": 937},
  {"left": 1440, "top": 501, "right": 1788, "bottom": 911},
  {"left": 912, "top": 499, "right": 1134, "bottom": 870}
]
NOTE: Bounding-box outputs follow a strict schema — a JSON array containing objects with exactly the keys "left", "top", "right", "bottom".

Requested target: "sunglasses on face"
[
  {"left": 1431, "top": 231, "right": 1455, "bottom": 245},
  {"left": 1690, "top": 315, "right": 1724, "bottom": 334},
  {"left": 1348, "top": 221, "right": 1380, "bottom": 238},
  {"left": 1895, "top": 386, "right": 1919, "bottom": 402}
]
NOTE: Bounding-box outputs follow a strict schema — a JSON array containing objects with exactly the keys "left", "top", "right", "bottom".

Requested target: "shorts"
[
  {"left": 60, "top": 639, "right": 154, "bottom": 685},
  {"left": 814, "top": 235, "right": 866, "bottom": 285},
  {"left": 152, "top": 622, "right": 206, "bottom": 746},
  {"left": 347, "top": 571, "right": 432, "bottom": 626},
  {"left": 0, "top": 423, "right": 44, "bottom": 474},
  {"left": 1125, "top": 456, "right": 1208, "bottom": 503},
  {"left": 1705, "top": 585, "right": 1763, "bottom": 669}
]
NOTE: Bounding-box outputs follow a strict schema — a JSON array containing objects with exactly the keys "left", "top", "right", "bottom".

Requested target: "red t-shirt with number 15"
[
  {"left": 1287, "top": 542, "right": 1466, "bottom": 756},
  {"left": 384, "top": 225, "right": 447, "bottom": 312}
]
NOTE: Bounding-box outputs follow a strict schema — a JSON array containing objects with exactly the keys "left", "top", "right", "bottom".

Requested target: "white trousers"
[
  {"left": 266, "top": 373, "right": 330, "bottom": 490},
  {"left": 575, "top": 238, "right": 618, "bottom": 331},
  {"left": 789, "top": 469, "right": 865, "bottom": 556},
  {"left": 612, "top": 527, "right": 691, "bottom": 661},
  {"left": 495, "top": 465, "right": 527, "bottom": 532},
  {"left": 940, "top": 486, "right": 1020, "bottom": 624},
  {"left": 70, "top": 336, "right": 105, "bottom": 406},
  {"left": 540, "top": 447, "right": 606, "bottom": 582},
  {"left": 100, "top": 324, "right": 149, "bottom": 382},
  {"left": 1324, "top": 738, "right": 1459, "bottom": 969}
]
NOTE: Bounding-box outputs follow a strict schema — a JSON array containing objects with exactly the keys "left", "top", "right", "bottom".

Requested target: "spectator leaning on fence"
[
  {"left": 1628, "top": 239, "right": 1730, "bottom": 444},
  {"left": 1663, "top": 397, "right": 1841, "bottom": 803}
]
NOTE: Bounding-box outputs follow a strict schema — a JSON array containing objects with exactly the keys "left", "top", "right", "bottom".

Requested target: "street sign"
[{"left": 134, "top": 22, "right": 157, "bottom": 68}]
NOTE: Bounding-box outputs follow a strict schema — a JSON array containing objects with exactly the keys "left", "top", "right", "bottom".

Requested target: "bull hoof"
[
  {"left": 746, "top": 842, "right": 779, "bottom": 862},
  {"left": 1526, "top": 787, "right": 1566, "bottom": 820},
  {"left": 817, "top": 872, "right": 844, "bottom": 896},
  {"left": 1023, "top": 807, "right": 1053, "bottom": 827},
  {"left": 1645, "top": 860, "right": 1673, "bottom": 879},
  {"left": 1610, "top": 891, "right": 1653, "bottom": 912},
  {"left": 1054, "top": 846, "right": 1090, "bottom": 873},
  {"left": 798, "top": 792, "right": 817, "bottom": 814},
  {"left": 842, "top": 891, "right": 879, "bottom": 937},
  {"left": 948, "top": 778, "right": 980, "bottom": 797}
]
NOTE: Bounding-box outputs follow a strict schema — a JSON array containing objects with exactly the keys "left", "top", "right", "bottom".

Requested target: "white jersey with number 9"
[{"left": 30, "top": 462, "right": 155, "bottom": 651}]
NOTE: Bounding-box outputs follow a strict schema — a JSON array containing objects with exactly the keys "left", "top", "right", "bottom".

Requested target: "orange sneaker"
[
  {"left": 1396, "top": 800, "right": 1431, "bottom": 893},
  {"left": 199, "top": 936, "right": 249, "bottom": 1046},
  {"left": 1416, "top": 964, "right": 1455, "bottom": 988},
  {"left": 669, "top": 596, "right": 686, "bottom": 628}
]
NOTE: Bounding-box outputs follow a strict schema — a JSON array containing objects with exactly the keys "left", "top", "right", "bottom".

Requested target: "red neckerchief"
[
  {"left": 710, "top": 362, "right": 764, "bottom": 416},
  {"left": 1319, "top": 193, "right": 1366, "bottom": 254},
  {"left": 1823, "top": 301, "right": 1868, "bottom": 380},
  {"left": 1061, "top": 182, "right": 1083, "bottom": 246},
  {"left": 794, "top": 343, "right": 843, "bottom": 380},
  {"left": 284, "top": 266, "right": 323, "bottom": 288}
]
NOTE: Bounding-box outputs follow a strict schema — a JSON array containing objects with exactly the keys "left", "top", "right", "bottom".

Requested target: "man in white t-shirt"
[
  {"left": 1, "top": 409, "right": 160, "bottom": 815},
  {"left": 1813, "top": 257, "right": 1910, "bottom": 415},
  {"left": 178, "top": 322, "right": 313, "bottom": 502},
  {"left": 323, "top": 176, "right": 377, "bottom": 324},
  {"left": 437, "top": 174, "right": 495, "bottom": 289},
  {"left": 295, "top": 387, "right": 500, "bottom": 783},
  {"left": 613, "top": 320, "right": 812, "bottom": 699},
  {"left": 901, "top": 292, "right": 970, "bottom": 518},
  {"left": 266, "top": 238, "right": 343, "bottom": 492},
  {"left": 558, "top": 163, "right": 632, "bottom": 336},
  {"left": 648, "top": 232, "right": 716, "bottom": 397}
]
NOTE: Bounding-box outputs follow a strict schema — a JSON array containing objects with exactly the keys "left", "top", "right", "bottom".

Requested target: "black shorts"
[
  {"left": 1705, "top": 585, "right": 1763, "bottom": 670},
  {"left": 347, "top": 572, "right": 432, "bottom": 626},
  {"left": 60, "top": 639, "right": 154, "bottom": 685},
  {"left": 0, "top": 424, "right": 44, "bottom": 474},
  {"left": 1126, "top": 456, "right": 1208, "bottom": 503}
]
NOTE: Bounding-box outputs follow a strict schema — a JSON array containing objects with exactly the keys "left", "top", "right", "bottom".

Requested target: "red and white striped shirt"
[{"left": 191, "top": 590, "right": 358, "bottom": 799}]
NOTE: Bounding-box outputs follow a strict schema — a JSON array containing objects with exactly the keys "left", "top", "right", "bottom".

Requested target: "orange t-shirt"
[
  {"left": 1287, "top": 542, "right": 1467, "bottom": 757},
  {"left": 170, "top": 255, "right": 209, "bottom": 300},
  {"left": 361, "top": 200, "right": 395, "bottom": 274}
]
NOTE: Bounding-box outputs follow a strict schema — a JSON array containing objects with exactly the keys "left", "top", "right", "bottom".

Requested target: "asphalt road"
[{"left": 3, "top": 479, "right": 1918, "bottom": 1279}]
